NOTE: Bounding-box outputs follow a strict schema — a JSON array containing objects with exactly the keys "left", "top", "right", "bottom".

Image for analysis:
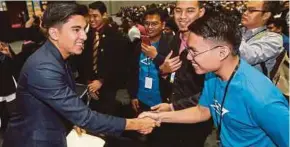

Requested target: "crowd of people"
[{"left": 0, "top": 1, "right": 289, "bottom": 147}]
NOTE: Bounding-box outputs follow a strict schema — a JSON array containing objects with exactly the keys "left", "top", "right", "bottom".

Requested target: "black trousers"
[{"left": 89, "top": 87, "right": 118, "bottom": 116}]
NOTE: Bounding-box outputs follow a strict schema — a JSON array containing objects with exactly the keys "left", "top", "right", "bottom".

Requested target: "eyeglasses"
[
  {"left": 187, "top": 45, "right": 222, "bottom": 59},
  {"left": 144, "top": 21, "right": 161, "bottom": 28}
]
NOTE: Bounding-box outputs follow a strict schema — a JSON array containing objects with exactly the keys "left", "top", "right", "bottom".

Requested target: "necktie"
[{"left": 93, "top": 32, "right": 100, "bottom": 72}]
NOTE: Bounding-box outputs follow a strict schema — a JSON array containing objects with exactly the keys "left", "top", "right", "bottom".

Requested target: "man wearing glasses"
[
  {"left": 239, "top": 1, "right": 283, "bottom": 77},
  {"left": 146, "top": 1, "right": 212, "bottom": 147},
  {"left": 140, "top": 11, "right": 289, "bottom": 147},
  {"left": 127, "top": 7, "right": 173, "bottom": 147}
]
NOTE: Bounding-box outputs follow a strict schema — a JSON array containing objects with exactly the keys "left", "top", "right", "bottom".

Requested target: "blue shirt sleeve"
[
  {"left": 198, "top": 73, "right": 213, "bottom": 108},
  {"left": 252, "top": 102, "right": 289, "bottom": 147}
]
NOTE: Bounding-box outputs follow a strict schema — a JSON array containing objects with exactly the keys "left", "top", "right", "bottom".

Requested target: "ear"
[
  {"left": 262, "top": 12, "right": 271, "bottom": 22},
  {"left": 198, "top": 7, "right": 206, "bottom": 18},
  {"left": 102, "top": 12, "right": 108, "bottom": 19},
  {"left": 162, "top": 21, "right": 166, "bottom": 29},
  {"left": 48, "top": 27, "right": 59, "bottom": 41},
  {"left": 219, "top": 46, "right": 230, "bottom": 60}
]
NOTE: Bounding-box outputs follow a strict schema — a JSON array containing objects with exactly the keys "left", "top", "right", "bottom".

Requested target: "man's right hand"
[
  {"left": 125, "top": 117, "right": 160, "bottom": 135},
  {"left": 131, "top": 99, "right": 140, "bottom": 113},
  {"left": 88, "top": 80, "right": 103, "bottom": 93},
  {"left": 159, "top": 51, "right": 182, "bottom": 74}
]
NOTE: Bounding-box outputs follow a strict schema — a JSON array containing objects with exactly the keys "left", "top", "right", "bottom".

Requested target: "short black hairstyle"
[
  {"left": 188, "top": 11, "right": 241, "bottom": 55},
  {"left": 176, "top": 0, "right": 205, "bottom": 9},
  {"left": 88, "top": 1, "right": 107, "bottom": 15},
  {"left": 263, "top": 1, "right": 281, "bottom": 23},
  {"left": 143, "top": 7, "right": 167, "bottom": 22},
  {"left": 42, "top": 2, "right": 85, "bottom": 29},
  {"left": 263, "top": 1, "right": 281, "bottom": 16},
  {"left": 79, "top": 4, "right": 89, "bottom": 16}
]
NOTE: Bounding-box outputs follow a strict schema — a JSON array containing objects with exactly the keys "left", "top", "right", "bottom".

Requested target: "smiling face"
[
  {"left": 144, "top": 14, "right": 165, "bottom": 39},
  {"left": 89, "top": 8, "right": 105, "bottom": 30},
  {"left": 174, "top": 1, "right": 205, "bottom": 32},
  {"left": 186, "top": 32, "right": 222, "bottom": 74},
  {"left": 49, "top": 15, "right": 87, "bottom": 59}
]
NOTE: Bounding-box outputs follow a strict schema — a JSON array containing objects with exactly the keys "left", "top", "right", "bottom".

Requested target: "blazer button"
[{"left": 100, "top": 48, "right": 104, "bottom": 52}]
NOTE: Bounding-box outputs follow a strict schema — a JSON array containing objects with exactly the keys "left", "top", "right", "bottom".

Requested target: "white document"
[{"left": 67, "top": 130, "right": 105, "bottom": 147}]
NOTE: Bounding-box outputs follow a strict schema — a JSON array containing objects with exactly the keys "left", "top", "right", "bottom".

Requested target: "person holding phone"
[{"left": 127, "top": 7, "right": 173, "bottom": 146}]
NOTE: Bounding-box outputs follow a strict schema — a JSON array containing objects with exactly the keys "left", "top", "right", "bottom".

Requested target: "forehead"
[
  {"left": 246, "top": 1, "right": 264, "bottom": 8},
  {"left": 144, "top": 14, "right": 161, "bottom": 22},
  {"left": 89, "top": 9, "right": 102, "bottom": 15},
  {"left": 62, "top": 15, "right": 86, "bottom": 28},
  {"left": 176, "top": 1, "right": 199, "bottom": 9},
  {"left": 188, "top": 32, "right": 212, "bottom": 51}
]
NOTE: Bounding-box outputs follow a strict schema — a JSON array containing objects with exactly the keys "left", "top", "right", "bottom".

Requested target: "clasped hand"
[{"left": 135, "top": 117, "right": 160, "bottom": 135}]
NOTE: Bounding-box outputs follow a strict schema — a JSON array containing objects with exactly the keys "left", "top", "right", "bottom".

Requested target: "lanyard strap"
[
  {"left": 216, "top": 59, "right": 240, "bottom": 141},
  {"left": 146, "top": 57, "right": 151, "bottom": 77},
  {"left": 245, "top": 28, "right": 267, "bottom": 43}
]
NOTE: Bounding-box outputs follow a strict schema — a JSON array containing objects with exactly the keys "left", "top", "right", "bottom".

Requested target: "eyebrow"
[
  {"left": 175, "top": 7, "right": 196, "bottom": 10},
  {"left": 71, "top": 26, "right": 82, "bottom": 29}
]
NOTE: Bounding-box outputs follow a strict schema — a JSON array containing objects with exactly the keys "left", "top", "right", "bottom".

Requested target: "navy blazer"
[{"left": 3, "top": 40, "right": 126, "bottom": 147}]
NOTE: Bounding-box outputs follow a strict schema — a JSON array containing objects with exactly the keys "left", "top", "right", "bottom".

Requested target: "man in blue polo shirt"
[{"left": 139, "top": 11, "right": 289, "bottom": 147}]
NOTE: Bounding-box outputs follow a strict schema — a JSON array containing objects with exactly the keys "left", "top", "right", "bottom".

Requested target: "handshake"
[
  {"left": 74, "top": 112, "right": 162, "bottom": 136},
  {"left": 127, "top": 113, "right": 161, "bottom": 135},
  {"left": 128, "top": 102, "right": 172, "bottom": 134},
  {"left": 74, "top": 103, "right": 170, "bottom": 136}
]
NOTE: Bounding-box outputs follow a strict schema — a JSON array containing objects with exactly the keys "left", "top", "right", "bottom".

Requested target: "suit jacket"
[
  {"left": 167, "top": 33, "right": 205, "bottom": 110},
  {"left": 127, "top": 33, "right": 172, "bottom": 101},
  {"left": 74, "top": 25, "right": 131, "bottom": 89},
  {"left": 0, "top": 52, "right": 16, "bottom": 96},
  {"left": 3, "top": 40, "right": 126, "bottom": 147}
]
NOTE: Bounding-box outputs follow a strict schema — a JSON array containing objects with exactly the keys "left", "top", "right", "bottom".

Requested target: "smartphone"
[{"left": 141, "top": 35, "right": 151, "bottom": 46}]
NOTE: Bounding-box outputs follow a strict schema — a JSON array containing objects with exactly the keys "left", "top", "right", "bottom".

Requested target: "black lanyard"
[
  {"left": 215, "top": 59, "right": 240, "bottom": 141},
  {"left": 245, "top": 28, "right": 267, "bottom": 43},
  {"left": 146, "top": 57, "right": 151, "bottom": 77}
]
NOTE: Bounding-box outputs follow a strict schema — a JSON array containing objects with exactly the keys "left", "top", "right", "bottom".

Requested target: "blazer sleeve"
[{"left": 26, "top": 62, "right": 126, "bottom": 136}]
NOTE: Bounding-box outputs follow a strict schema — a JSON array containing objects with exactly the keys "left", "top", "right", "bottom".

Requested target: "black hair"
[
  {"left": 42, "top": 2, "right": 86, "bottom": 29},
  {"left": 188, "top": 12, "right": 241, "bottom": 55},
  {"left": 88, "top": 1, "right": 107, "bottom": 15},
  {"left": 176, "top": 0, "right": 205, "bottom": 9},
  {"left": 263, "top": 1, "right": 281, "bottom": 23},
  {"left": 79, "top": 4, "right": 89, "bottom": 16},
  {"left": 263, "top": 1, "right": 281, "bottom": 16},
  {"left": 143, "top": 7, "right": 167, "bottom": 22}
]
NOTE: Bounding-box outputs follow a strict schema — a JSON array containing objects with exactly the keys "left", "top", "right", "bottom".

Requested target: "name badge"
[
  {"left": 170, "top": 72, "right": 176, "bottom": 83},
  {"left": 145, "top": 77, "right": 153, "bottom": 89}
]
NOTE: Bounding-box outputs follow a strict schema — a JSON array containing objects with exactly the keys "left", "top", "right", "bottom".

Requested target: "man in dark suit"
[
  {"left": 74, "top": 1, "right": 130, "bottom": 116},
  {"left": 2, "top": 3, "right": 157, "bottom": 147}
]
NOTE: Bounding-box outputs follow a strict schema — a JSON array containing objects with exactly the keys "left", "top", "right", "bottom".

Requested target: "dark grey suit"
[{"left": 3, "top": 40, "right": 126, "bottom": 147}]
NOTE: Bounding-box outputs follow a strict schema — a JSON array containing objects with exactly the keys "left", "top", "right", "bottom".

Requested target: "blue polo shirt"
[
  {"left": 137, "top": 41, "right": 161, "bottom": 107},
  {"left": 199, "top": 59, "right": 289, "bottom": 147}
]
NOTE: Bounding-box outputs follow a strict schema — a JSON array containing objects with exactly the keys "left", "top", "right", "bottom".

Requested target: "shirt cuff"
[{"left": 169, "top": 103, "right": 175, "bottom": 111}]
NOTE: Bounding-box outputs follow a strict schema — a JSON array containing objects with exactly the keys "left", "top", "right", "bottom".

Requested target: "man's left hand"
[{"left": 73, "top": 126, "right": 86, "bottom": 136}]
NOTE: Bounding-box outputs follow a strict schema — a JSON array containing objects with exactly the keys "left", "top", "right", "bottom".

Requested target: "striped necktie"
[{"left": 93, "top": 32, "right": 100, "bottom": 72}]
